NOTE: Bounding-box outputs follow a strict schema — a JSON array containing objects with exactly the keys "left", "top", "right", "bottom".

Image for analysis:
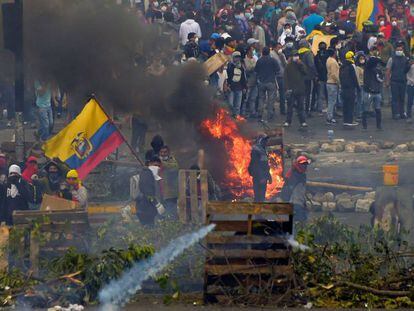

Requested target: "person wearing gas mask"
[
  {"left": 159, "top": 145, "right": 179, "bottom": 218},
  {"left": 227, "top": 51, "right": 247, "bottom": 118},
  {"left": 2, "top": 165, "right": 34, "bottom": 225},
  {"left": 248, "top": 134, "right": 271, "bottom": 202},
  {"left": 386, "top": 41, "right": 411, "bottom": 119},
  {"left": 280, "top": 155, "right": 311, "bottom": 224},
  {"left": 283, "top": 50, "right": 308, "bottom": 128},
  {"left": 278, "top": 23, "right": 296, "bottom": 46},
  {"left": 37, "top": 160, "right": 67, "bottom": 197},
  {"left": 60, "top": 170, "right": 88, "bottom": 209},
  {"left": 135, "top": 157, "right": 165, "bottom": 226}
]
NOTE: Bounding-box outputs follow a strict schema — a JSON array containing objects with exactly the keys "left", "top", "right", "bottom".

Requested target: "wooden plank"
[
  {"left": 177, "top": 170, "right": 187, "bottom": 223},
  {"left": 207, "top": 249, "right": 289, "bottom": 259},
  {"left": 205, "top": 264, "right": 293, "bottom": 275},
  {"left": 213, "top": 221, "right": 248, "bottom": 232},
  {"left": 207, "top": 201, "right": 293, "bottom": 215},
  {"left": 206, "top": 235, "right": 286, "bottom": 244},
  {"left": 189, "top": 170, "right": 199, "bottom": 222},
  {"left": 200, "top": 170, "right": 208, "bottom": 223},
  {"left": 247, "top": 215, "right": 252, "bottom": 236}
]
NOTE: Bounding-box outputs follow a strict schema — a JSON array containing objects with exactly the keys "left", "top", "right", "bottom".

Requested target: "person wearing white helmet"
[{"left": 1, "top": 164, "right": 34, "bottom": 225}]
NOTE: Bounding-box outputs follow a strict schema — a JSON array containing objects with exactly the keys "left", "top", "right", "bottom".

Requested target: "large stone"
[
  {"left": 345, "top": 144, "right": 355, "bottom": 153},
  {"left": 309, "top": 200, "right": 322, "bottom": 212},
  {"left": 335, "top": 192, "right": 352, "bottom": 201},
  {"left": 306, "top": 142, "right": 320, "bottom": 154},
  {"left": 380, "top": 141, "right": 395, "bottom": 149},
  {"left": 364, "top": 191, "right": 376, "bottom": 200},
  {"left": 312, "top": 192, "right": 325, "bottom": 203},
  {"left": 355, "top": 199, "right": 374, "bottom": 213},
  {"left": 322, "top": 202, "right": 336, "bottom": 212},
  {"left": 353, "top": 142, "right": 379, "bottom": 153},
  {"left": 394, "top": 144, "right": 408, "bottom": 153},
  {"left": 337, "top": 198, "right": 355, "bottom": 212},
  {"left": 407, "top": 141, "right": 414, "bottom": 151},
  {"left": 323, "top": 192, "right": 335, "bottom": 202},
  {"left": 321, "top": 142, "right": 345, "bottom": 153}
]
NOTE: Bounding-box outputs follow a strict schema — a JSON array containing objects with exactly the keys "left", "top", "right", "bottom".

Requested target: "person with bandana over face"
[
  {"left": 280, "top": 155, "right": 310, "bottom": 224},
  {"left": 60, "top": 170, "right": 88, "bottom": 209},
  {"left": 2, "top": 165, "right": 34, "bottom": 225},
  {"left": 37, "top": 160, "right": 67, "bottom": 197},
  {"left": 248, "top": 134, "right": 271, "bottom": 202},
  {"left": 135, "top": 157, "right": 165, "bottom": 226}
]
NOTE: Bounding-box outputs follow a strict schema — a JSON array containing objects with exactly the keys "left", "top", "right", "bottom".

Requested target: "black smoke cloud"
[{"left": 24, "top": 0, "right": 213, "bottom": 148}]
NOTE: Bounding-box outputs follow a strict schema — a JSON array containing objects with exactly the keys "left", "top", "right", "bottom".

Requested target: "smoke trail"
[
  {"left": 98, "top": 224, "right": 216, "bottom": 309},
  {"left": 285, "top": 235, "right": 310, "bottom": 251}
]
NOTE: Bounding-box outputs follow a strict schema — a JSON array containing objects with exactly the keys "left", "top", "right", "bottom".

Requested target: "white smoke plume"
[{"left": 98, "top": 224, "right": 216, "bottom": 310}]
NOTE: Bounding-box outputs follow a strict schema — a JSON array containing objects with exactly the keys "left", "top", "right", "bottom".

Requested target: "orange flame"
[{"left": 201, "top": 108, "right": 284, "bottom": 199}]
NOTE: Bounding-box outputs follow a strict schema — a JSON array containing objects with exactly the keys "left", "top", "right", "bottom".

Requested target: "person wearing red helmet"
[{"left": 280, "top": 155, "right": 311, "bottom": 224}]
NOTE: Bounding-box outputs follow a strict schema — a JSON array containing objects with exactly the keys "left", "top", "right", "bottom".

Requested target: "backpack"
[{"left": 130, "top": 174, "right": 141, "bottom": 200}]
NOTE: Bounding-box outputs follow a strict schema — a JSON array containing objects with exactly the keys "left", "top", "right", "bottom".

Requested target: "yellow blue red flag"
[
  {"left": 356, "top": 0, "right": 384, "bottom": 31},
  {"left": 42, "top": 99, "right": 125, "bottom": 180}
]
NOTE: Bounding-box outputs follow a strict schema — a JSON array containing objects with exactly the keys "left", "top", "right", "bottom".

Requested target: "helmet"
[
  {"left": 296, "top": 155, "right": 310, "bottom": 165},
  {"left": 345, "top": 51, "right": 355, "bottom": 60},
  {"left": 66, "top": 169, "right": 79, "bottom": 179},
  {"left": 8, "top": 164, "right": 21, "bottom": 176}
]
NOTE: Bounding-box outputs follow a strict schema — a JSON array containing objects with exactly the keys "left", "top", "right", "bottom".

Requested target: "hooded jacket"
[
  {"left": 179, "top": 19, "right": 202, "bottom": 45},
  {"left": 298, "top": 40, "right": 317, "bottom": 80},
  {"left": 340, "top": 60, "right": 359, "bottom": 90},
  {"left": 363, "top": 56, "right": 384, "bottom": 94},
  {"left": 22, "top": 156, "right": 38, "bottom": 183},
  {"left": 2, "top": 175, "right": 33, "bottom": 225}
]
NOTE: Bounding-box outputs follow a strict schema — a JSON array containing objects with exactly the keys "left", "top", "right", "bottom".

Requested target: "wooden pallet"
[
  {"left": 11, "top": 210, "right": 90, "bottom": 277},
  {"left": 177, "top": 169, "right": 208, "bottom": 223},
  {"left": 203, "top": 201, "right": 293, "bottom": 303}
]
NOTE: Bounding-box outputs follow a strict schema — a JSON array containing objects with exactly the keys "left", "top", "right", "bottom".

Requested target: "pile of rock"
[
  {"left": 307, "top": 191, "right": 375, "bottom": 213},
  {"left": 286, "top": 139, "right": 414, "bottom": 157}
]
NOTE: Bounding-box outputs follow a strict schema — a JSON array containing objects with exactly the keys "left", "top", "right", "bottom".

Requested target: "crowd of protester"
[{"left": 123, "top": 0, "right": 414, "bottom": 129}]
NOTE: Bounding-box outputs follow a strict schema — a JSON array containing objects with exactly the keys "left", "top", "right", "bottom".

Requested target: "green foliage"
[{"left": 293, "top": 215, "right": 414, "bottom": 308}]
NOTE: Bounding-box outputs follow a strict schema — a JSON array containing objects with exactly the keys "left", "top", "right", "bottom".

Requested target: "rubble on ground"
[{"left": 307, "top": 191, "right": 375, "bottom": 213}]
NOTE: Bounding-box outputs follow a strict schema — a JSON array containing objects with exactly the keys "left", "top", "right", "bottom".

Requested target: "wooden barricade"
[
  {"left": 11, "top": 210, "right": 90, "bottom": 277},
  {"left": 203, "top": 201, "right": 293, "bottom": 303},
  {"left": 177, "top": 169, "right": 208, "bottom": 223}
]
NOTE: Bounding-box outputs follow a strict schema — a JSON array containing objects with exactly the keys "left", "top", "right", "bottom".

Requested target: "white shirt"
[{"left": 179, "top": 19, "right": 202, "bottom": 46}]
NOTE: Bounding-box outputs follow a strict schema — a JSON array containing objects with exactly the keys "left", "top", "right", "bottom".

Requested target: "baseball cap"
[
  {"left": 210, "top": 33, "right": 220, "bottom": 40},
  {"left": 247, "top": 38, "right": 259, "bottom": 45}
]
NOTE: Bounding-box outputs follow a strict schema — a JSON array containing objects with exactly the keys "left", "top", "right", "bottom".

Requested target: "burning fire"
[{"left": 201, "top": 108, "right": 284, "bottom": 199}]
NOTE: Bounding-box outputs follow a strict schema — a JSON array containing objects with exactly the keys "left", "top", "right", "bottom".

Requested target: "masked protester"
[
  {"left": 283, "top": 50, "right": 308, "bottom": 128},
  {"left": 386, "top": 41, "right": 411, "bottom": 119},
  {"left": 280, "top": 155, "right": 310, "bottom": 224},
  {"left": 60, "top": 170, "right": 88, "bottom": 209},
  {"left": 2, "top": 165, "right": 34, "bottom": 225},
  {"left": 363, "top": 49, "right": 385, "bottom": 130},
  {"left": 248, "top": 134, "right": 271, "bottom": 202},
  {"left": 37, "top": 160, "right": 67, "bottom": 196},
  {"left": 22, "top": 156, "right": 38, "bottom": 183},
  {"left": 136, "top": 157, "right": 165, "bottom": 226},
  {"left": 314, "top": 41, "right": 329, "bottom": 113},
  {"left": 355, "top": 52, "right": 366, "bottom": 120}
]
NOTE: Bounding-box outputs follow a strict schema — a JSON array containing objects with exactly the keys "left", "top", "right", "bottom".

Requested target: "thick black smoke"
[{"left": 24, "top": 0, "right": 213, "bottom": 148}]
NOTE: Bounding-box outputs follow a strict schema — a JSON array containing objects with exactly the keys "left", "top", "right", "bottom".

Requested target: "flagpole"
[{"left": 89, "top": 95, "right": 145, "bottom": 166}]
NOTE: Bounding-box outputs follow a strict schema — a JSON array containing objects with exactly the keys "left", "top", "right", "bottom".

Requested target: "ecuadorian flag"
[
  {"left": 356, "top": 0, "right": 384, "bottom": 31},
  {"left": 43, "top": 99, "right": 125, "bottom": 180}
]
